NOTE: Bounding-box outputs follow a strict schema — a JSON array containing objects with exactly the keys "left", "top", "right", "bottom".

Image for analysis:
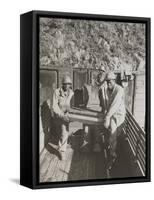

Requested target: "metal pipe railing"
[{"left": 124, "top": 109, "right": 146, "bottom": 176}]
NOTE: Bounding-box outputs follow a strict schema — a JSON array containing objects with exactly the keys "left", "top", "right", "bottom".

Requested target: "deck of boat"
[
  {"left": 39, "top": 123, "right": 140, "bottom": 183},
  {"left": 40, "top": 143, "right": 107, "bottom": 182}
]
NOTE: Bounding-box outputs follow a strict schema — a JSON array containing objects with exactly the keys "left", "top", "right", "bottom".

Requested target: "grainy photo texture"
[{"left": 39, "top": 17, "right": 146, "bottom": 183}]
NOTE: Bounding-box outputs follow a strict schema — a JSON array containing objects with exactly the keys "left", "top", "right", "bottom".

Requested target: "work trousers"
[
  {"left": 108, "top": 117, "right": 125, "bottom": 158},
  {"left": 94, "top": 118, "right": 123, "bottom": 157},
  {"left": 108, "top": 118, "right": 118, "bottom": 157}
]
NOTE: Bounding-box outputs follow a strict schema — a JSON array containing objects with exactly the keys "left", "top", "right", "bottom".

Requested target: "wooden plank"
[
  {"left": 127, "top": 133, "right": 136, "bottom": 153},
  {"left": 137, "top": 151, "right": 145, "bottom": 168},
  {"left": 126, "top": 126, "right": 137, "bottom": 146},
  {"left": 122, "top": 127, "right": 127, "bottom": 136},
  {"left": 140, "top": 132, "right": 146, "bottom": 142},
  {"left": 67, "top": 150, "right": 106, "bottom": 181},
  {"left": 51, "top": 145, "right": 74, "bottom": 182},
  {"left": 79, "top": 153, "right": 90, "bottom": 180},
  {"left": 138, "top": 137, "right": 145, "bottom": 150},
  {"left": 67, "top": 152, "right": 82, "bottom": 181},
  {"left": 70, "top": 107, "right": 102, "bottom": 117},
  {"left": 128, "top": 130, "right": 145, "bottom": 154},
  {"left": 62, "top": 147, "right": 74, "bottom": 181},
  {"left": 126, "top": 109, "right": 145, "bottom": 134},
  {"left": 138, "top": 146, "right": 145, "bottom": 160},
  {"left": 51, "top": 158, "right": 66, "bottom": 182},
  {"left": 126, "top": 116, "right": 145, "bottom": 143},
  {"left": 87, "top": 154, "right": 96, "bottom": 180},
  {"left": 126, "top": 112, "right": 140, "bottom": 132},
  {"left": 127, "top": 125, "right": 138, "bottom": 143},
  {"left": 135, "top": 89, "right": 145, "bottom": 94},
  {"left": 138, "top": 143, "right": 145, "bottom": 156},
  {"left": 137, "top": 153, "right": 145, "bottom": 173},
  {"left": 69, "top": 113, "right": 104, "bottom": 125},
  {"left": 96, "top": 152, "right": 107, "bottom": 179},
  {"left": 42, "top": 153, "right": 59, "bottom": 182},
  {"left": 134, "top": 94, "right": 145, "bottom": 100},
  {"left": 127, "top": 133, "right": 137, "bottom": 153},
  {"left": 136, "top": 160, "right": 145, "bottom": 176},
  {"left": 40, "top": 148, "right": 47, "bottom": 165},
  {"left": 125, "top": 116, "right": 139, "bottom": 137},
  {"left": 126, "top": 115, "right": 139, "bottom": 134},
  {"left": 40, "top": 149, "right": 52, "bottom": 174},
  {"left": 139, "top": 140, "right": 146, "bottom": 153},
  {"left": 84, "top": 154, "right": 91, "bottom": 180},
  {"left": 133, "top": 107, "right": 145, "bottom": 112},
  {"left": 126, "top": 138, "right": 136, "bottom": 156}
]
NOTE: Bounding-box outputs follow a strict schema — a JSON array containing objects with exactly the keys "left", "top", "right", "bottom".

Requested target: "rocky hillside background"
[{"left": 40, "top": 17, "right": 145, "bottom": 72}]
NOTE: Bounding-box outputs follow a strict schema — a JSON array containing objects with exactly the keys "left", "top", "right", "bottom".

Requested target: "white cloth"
[{"left": 99, "top": 83, "right": 126, "bottom": 127}]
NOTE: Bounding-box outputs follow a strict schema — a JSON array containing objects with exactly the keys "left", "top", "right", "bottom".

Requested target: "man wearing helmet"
[
  {"left": 103, "top": 71, "right": 126, "bottom": 169},
  {"left": 52, "top": 75, "right": 74, "bottom": 160}
]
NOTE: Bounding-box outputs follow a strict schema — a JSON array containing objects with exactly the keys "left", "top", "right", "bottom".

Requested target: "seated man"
[
  {"left": 52, "top": 75, "right": 74, "bottom": 160},
  {"left": 103, "top": 71, "right": 126, "bottom": 169}
]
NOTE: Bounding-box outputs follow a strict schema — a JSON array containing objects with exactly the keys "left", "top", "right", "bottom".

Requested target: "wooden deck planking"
[
  {"left": 41, "top": 152, "right": 59, "bottom": 182},
  {"left": 62, "top": 146, "right": 74, "bottom": 181},
  {"left": 39, "top": 148, "right": 54, "bottom": 181},
  {"left": 40, "top": 143, "right": 108, "bottom": 183},
  {"left": 95, "top": 152, "right": 107, "bottom": 179},
  {"left": 67, "top": 151, "right": 82, "bottom": 181},
  {"left": 87, "top": 154, "right": 96, "bottom": 180},
  {"left": 39, "top": 112, "right": 144, "bottom": 183},
  {"left": 51, "top": 159, "right": 66, "bottom": 182},
  {"left": 40, "top": 138, "right": 140, "bottom": 182},
  {"left": 40, "top": 147, "right": 47, "bottom": 164},
  {"left": 80, "top": 153, "right": 91, "bottom": 180},
  {"left": 51, "top": 145, "right": 74, "bottom": 182}
]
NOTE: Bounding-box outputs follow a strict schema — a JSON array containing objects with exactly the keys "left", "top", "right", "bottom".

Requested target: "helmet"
[
  {"left": 106, "top": 71, "right": 116, "bottom": 81},
  {"left": 62, "top": 75, "right": 72, "bottom": 84}
]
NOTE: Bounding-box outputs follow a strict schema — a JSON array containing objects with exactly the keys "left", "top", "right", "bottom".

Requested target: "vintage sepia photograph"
[{"left": 39, "top": 16, "right": 148, "bottom": 183}]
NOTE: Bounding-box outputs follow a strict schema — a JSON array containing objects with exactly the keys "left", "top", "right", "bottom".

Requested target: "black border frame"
[{"left": 20, "top": 10, "right": 151, "bottom": 189}]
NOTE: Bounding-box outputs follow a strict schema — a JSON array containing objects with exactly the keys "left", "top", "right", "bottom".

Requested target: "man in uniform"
[
  {"left": 103, "top": 71, "right": 126, "bottom": 168},
  {"left": 52, "top": 75, "right": 74, "bottom": 160}
]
